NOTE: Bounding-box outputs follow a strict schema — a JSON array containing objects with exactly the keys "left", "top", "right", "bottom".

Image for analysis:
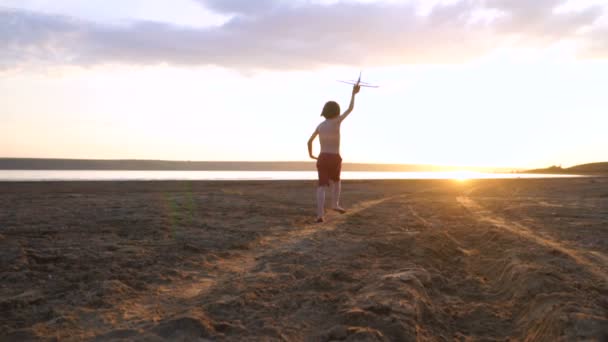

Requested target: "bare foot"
[
  {"left": 316, "top": 217, "right": 325, "bottom": 223},
  {"left": 332, "top": 207, "right": 347, "bottom": 214}
]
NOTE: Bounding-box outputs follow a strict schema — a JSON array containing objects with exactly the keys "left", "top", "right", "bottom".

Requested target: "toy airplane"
[{"left": 337, "top": 71, "right": 379, "bottom": 88}]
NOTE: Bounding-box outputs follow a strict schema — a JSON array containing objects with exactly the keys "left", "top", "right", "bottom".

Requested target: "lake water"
[{"left": 0, "top": 170, "right": 583, "bottom": 181}]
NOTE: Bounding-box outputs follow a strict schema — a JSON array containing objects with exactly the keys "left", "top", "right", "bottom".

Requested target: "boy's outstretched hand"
[{"left": 353, "top": 84, "right": 361, "bottom": 95}]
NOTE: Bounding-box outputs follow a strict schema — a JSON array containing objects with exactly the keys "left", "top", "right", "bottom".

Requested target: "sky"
[{"left": 1, "top": 0, "right": 607, "bottom": 168}]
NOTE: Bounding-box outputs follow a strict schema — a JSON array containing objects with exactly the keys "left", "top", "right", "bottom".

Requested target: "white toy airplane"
[{"left": 337, "top": 71, "right": 379, "bottom": 88}]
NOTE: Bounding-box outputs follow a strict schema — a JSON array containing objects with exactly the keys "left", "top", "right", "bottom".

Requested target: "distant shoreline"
[
  {"left": 1, "top": 158, "right": 606, "bottom": 175},
  {"left": 0, "top": 158, "right": 513, "bottom": 173},
  {"left": 0, "top": 170, "right": 586, "bottom": 182},
  {"left": 524, "top": 162, "right": 608, "bottom": 175}
]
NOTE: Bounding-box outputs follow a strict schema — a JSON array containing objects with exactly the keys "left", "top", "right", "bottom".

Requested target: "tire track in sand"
[
  {"left": 407, "top": 204, "right": 478, "bottom": 256},
  {"left": 100, "top": 193, "right": 406, "bottom": 334},
  {"left": 165, "top": 194, "right": 405, "bottom": 301},
  {"left": 457, "top": 195, "right": 608, "bottom": 284},
  {"left": 256, "top": 194, "right": 406, "bottom": 249}
]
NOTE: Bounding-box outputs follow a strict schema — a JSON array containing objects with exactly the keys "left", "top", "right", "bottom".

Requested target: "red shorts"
[{"left": 316, "top": 153, "right": 342, "bottom": 186}]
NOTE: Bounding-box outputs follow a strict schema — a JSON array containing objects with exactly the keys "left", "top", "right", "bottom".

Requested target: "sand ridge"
[{"left": 457, "top": 194, "right": 608, "bottom": 284}]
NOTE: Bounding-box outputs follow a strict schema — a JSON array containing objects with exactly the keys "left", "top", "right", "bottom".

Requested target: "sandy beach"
[{"left": 1, "top": 178, "right": 607, "bottom": 341}]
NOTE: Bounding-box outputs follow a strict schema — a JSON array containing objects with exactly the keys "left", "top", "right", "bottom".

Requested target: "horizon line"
[{"left": 0, "top": 157, "right": 524, "bottom": 170}]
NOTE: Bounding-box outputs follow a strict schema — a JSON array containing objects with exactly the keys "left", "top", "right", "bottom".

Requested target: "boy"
[{"left": 307, "top": 83, "right": 360, "bottom": 222}]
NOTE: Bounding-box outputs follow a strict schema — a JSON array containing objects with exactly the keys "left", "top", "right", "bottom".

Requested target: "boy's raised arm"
[
  {"left": 339, "top": 84, "right": 361, "bottom": 123},
  {"left": 307, "top": 129, "right": 319, "bottom": 160}
]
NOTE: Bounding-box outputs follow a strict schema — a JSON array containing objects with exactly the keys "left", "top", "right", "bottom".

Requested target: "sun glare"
[{"left": 451, "top": 171, "right": 478, "bottom": 181}]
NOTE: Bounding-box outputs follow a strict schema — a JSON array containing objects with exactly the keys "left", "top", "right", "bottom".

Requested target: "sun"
[{"left": 450, "top": 171, "right": 477, "bottom": 182}]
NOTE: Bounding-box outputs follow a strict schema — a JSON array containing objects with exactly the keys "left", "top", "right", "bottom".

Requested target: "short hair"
[{"left": 321, "top": 101, "right": 340, "bottom": 119}]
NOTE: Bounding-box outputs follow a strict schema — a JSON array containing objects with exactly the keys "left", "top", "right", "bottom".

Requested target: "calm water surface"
[{"left": 0, "top": 170, "right": 583, "bottom": 181}]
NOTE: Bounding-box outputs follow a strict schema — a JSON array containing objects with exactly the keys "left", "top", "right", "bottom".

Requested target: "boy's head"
[{"left": 321, "top": 101, "right": 340, "bottom": 119}]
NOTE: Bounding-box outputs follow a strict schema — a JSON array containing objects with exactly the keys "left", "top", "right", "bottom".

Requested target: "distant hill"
[
  {"left": 0, "top": 158, "right": 504, "bottom": 172},
  {"left": 526, "top": 162, "right": 608, "bottom": 175}
]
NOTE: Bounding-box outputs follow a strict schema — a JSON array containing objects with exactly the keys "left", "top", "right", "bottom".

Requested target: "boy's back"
[{"left": 317, "top": 118, "right": 341, "bottom": 154}]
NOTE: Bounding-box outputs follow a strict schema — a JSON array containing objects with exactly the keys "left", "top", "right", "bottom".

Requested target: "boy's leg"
[
  {"left": 329, "top": 180, "right": 336, "bottom": 207},
  {"left": 329, "top": 154, "right": 346, "bottom": 214},
  {"left": 316, "top": 154, "right": 330, "bottom": 222},
  {"left": 316, "top": 186, "right": 327, "bottom": 221},
  {"left": 330, "top": 180, "right": 346, "bottom": 214}
]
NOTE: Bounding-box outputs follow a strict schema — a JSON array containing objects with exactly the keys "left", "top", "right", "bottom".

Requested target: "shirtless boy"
[{"left": 307, "top": 83, "right": 361, "bottom": 222}]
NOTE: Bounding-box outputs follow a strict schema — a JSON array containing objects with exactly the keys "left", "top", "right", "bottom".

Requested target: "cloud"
[
  {"left": 485, "top": 0, "right": 603, "bottom": 39},
  {"left": 581, "top": 26, "right": 608, "bottom": 58},
  {"left": 195, "top": 0, "right": 279, "bottom": 15},
  {"left": 0, "top": 0, "right": 605, "bottom": 71}
]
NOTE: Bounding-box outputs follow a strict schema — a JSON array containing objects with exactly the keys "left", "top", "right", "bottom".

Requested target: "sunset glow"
[
  {"left": 451, "top": 171, "right": 476, "bottom": 182},
  {"left": 1, "top": 0, "right": 607, "bottom": 168}
]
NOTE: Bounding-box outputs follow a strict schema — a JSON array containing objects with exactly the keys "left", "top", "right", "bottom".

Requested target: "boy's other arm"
[
  {"left": 307, "top": 129, "right": 319, "bottom": 160},
  {"left": 339, "top": 84, "right": 361, "bottom": 123}
]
